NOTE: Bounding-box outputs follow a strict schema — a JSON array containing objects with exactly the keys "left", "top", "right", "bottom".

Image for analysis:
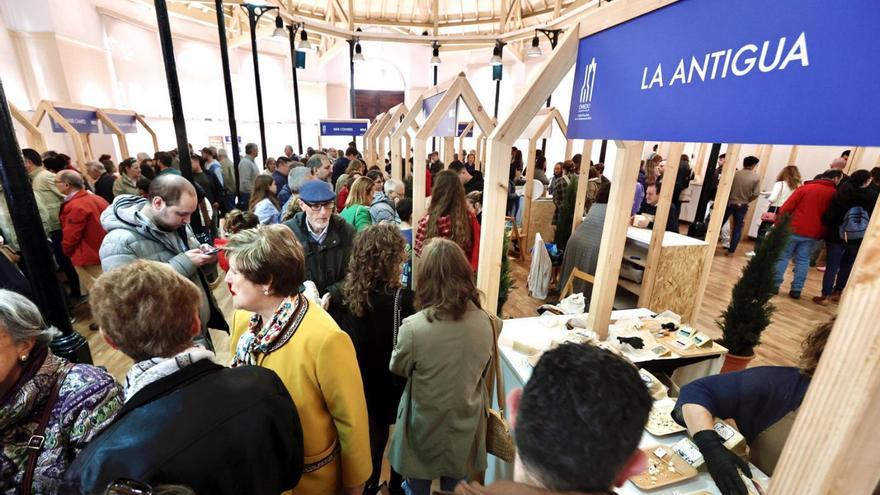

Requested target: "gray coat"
[
  {"left": 389, "top": 302, "right": 495, "bottom": 479},
  {"left": 99, "top": 195, "right": 214, "bottom": 332},
  {"left": 238, "top": 155, "right": 260, "bottom": 195},
  {"left": 559, "top": 203, "right": 608, "bottom": 301},
  {"left": 369, "top": 192, "right": 399, "bottom": 225}
]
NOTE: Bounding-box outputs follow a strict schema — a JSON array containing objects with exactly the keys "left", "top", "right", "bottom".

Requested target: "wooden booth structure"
[
  {"left": 373, "top": 103, "right": 416, "bottom": 178},
  {"left": 457, "top": 120, "right": 474, "bottom": 162},
  {"left": 477, "top": 0, "right": 880, "bottom": 493},
  {"left": 411, "top": 73, "right": 495, "bottom": 228},
  {"left": 29, "top": 100, "right": 157, "bottom": 173},
  {"left": 9, "top": 102, "right": 47, "bottom": 152},
  {"left": 363, "top": 111, "right": 390, "bottom": 168},
  {"left": 520, "top": 107, "right": 573, "bottom": 258}
]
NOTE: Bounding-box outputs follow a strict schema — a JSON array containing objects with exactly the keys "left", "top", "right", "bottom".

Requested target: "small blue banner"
[
  {"left": 320, "top": 121, "right": 368, "bottom": 136},
  {"left": 50, "top": 107, "right": 99, "bottom": 134},
  {"left": 457, "top": 122, "right": 474, "bottom": 137},
  {"left": 567, "top": 0, "right": 880, "bottom": 146},
  {"left": 101, "top": 113, "right": 138, "bottom": 134},
  {"left": 422, "top": 91, "right": 458, "bottom": 137}
]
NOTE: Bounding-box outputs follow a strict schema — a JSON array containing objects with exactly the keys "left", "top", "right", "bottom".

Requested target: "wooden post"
[
  {"left": 402, "top": 131, "right": 411, "bottom": 179},
  {"left": 787, "top": 145, "right": 800, "bottom": 166},
  {"left": 522, "top": 109, "right": 569, "bottom": 258},
  {"left": 9, "top": 103, "right": 47, "bottom": 152},
  {"left": 742, "top": 144, "right": 774, "bottom": 241},
  {"left": 458, "top": 121, "right": 474, "bottom": 158},
  {"left": 391, "top": 101, "right": 423, "bottom": 181},
  {"left": 694, "top": 143, "right": 708, "bottom": 178},
  {"left": 96, "top": 109, "right": 130, "bottom": 159},
  {"left": 572, "top": 139, "right": 594, "bottom": 233},
  {"left": 136, "top": 114, "right": 159, "bottom": 153},
  {"left": 585, "top": 140, "right": 644, "bottom": 339},
  {"left": 443, "top": 136, "right": 455, "bottom": 165},
  {"left": 845, "top": 146, "right": 864, "bottom": 175},
  {"left": 769, "top": 195, "right": 880, "bottom": 493},
  {"left": 688, "top": 144, "right": 741, "bottom": 324},
  {"left": 32, "top": 102, "right": 89, "bottom": 177},
  {"left": 638, "top": 142, "right": 683, "bottom": 308}
]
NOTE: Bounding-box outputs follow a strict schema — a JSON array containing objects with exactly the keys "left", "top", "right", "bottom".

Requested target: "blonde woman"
[
  {"left": 340, "top": 176, "right": 374, "bottom": 232},
  {"left": 225, "top": 225, "right": 371, "bottom": 495},
  {"left": 756, "top": 165, "right": 802, "bottom": 247}
]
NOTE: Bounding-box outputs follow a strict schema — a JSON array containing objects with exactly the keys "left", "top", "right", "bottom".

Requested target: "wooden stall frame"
[
  {"left": 389, "top": 76, "right": 457, "bottom": 181},
  {"left": 521, "top": 106, "right": 573, "bottom": 258},
  {"left": 478, "top": 0, "right": 880, "bottom": 491},
  {"left": 374, "top": 103, "right": 409, "bottom": 173},
  {"left": 637, "top": 142, "right": 683, "bottom": 308},
  {"left": 30, "top": 100, "right": 94, "bottom": 177},
  {"left": 458, "top": 120, "right": 474, "bottom": 159},
  {"left": 571, "top": 139, "right": 594, "bottom": 233},
  {"left": 98, "top": 107, "right": 160, "bottom": 158},
  {"left": 364, "top": 111, "right": 389, "bottom": 168},
  {"left": 741, "top": 144, "right": 774, "bottom": 240},
  {"left": 9, "top": 102, "right": 47, "bottom": 152},
  {"left": 413, "top": 74, "right": 495, "bottom": 230}
]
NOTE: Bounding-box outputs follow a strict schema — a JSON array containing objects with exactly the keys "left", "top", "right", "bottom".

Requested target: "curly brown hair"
[
  {"left": 415, "top": 238, "right": 482, "bottom": 322},
  {"left": 425, "top": 170, "right": 472, "bottom": 253},
  {"left": 341, "top": 224, "right": 408, "bottom": 317},
  {"left": 800, "top": 315, "right": 834, "bottom": 377}
]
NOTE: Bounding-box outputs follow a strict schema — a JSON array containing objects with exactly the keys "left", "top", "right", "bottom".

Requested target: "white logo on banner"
[{"left": 580, "top": 57, "right": 597, "bottom": 104}]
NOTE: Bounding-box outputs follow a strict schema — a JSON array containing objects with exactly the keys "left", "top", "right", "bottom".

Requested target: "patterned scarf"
[
  {"left": 123, "top": 345, "right": 215, "bottom": 401},
  {"left": 232, "top": 294, "right": 308, "bottom": 367}
]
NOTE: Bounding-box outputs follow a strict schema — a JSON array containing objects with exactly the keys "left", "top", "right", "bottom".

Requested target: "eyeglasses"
[
  {"left": 303, "top": 201, "right": 334, "bottom": 212},
  {"left": 105, "top": 478, "right": 152, "bottom": 495}
]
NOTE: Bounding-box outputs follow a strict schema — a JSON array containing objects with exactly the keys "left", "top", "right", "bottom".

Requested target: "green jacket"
[
  {"left": 30, "top": 167, "right": 63, "bottom": 231},
  {"left": 389, "top": 302, "right": 496, "bottom": 479},
  {"left": 340, "top": 204, "right": 372, "bottom": 232}
]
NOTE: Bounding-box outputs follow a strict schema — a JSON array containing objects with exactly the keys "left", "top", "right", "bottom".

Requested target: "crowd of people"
[{"left": 0, "top": 138, "right": 875, "bottom": 495}]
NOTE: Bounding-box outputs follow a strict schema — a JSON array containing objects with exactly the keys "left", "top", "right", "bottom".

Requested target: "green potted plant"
[
  {"left": 497, "top": 229, "right": 516, "bottom": 317},
  {"left": 553, "top": 176, "right": 579, "bottom": 251},
  {"left": 716, "top": 214, "right": 791, "bottom": 372}
]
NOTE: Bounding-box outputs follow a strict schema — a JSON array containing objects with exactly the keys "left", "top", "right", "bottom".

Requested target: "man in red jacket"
[
  {"left": 773, "top": 169, "right": 843, "bottom": 299},
  {"left": 56, "top": 170, "right": 110, "bottom": 299}
]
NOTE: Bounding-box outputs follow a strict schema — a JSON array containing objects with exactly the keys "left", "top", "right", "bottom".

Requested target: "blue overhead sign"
[
  {"left": 567, "top": 0, "right": 880, "bottom": 146},
  {"left": 320, "top": 121, "right": 367, "bottom": 136},
  {"left": 457, "top": 122, "right": 474, "bottom": 137},
  {"left": 50, "top": 107, "right": 99, "bottom": 134},
  {"left": 101, "top": 113, "right": 138, "bottom": 134},
  {"left": 422, "top": 91, "right": 458, "bottom": 137}
]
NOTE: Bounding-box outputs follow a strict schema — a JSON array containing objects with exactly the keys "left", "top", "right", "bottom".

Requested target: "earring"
[
  {"left": 263, "top": 289, "right": 269, "bottom": 295},
  {"left": 19, "top": 355, "right": 27, "bottom": 362}
]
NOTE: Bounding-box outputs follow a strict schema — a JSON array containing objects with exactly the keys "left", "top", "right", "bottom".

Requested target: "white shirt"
[{"left": 767, "top": 181, "right": 795, "bottom": 207}]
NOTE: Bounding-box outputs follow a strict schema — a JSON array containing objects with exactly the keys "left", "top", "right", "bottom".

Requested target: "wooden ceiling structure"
[{"left": 146, "top": 0, "right": 598, "bottom": 62}]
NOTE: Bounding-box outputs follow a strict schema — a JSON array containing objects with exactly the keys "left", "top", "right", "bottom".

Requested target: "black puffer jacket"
[{"left": 285, "top": 212, "right": 356, "bottom": 301}]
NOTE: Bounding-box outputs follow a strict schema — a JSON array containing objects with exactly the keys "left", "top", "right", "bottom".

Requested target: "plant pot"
[{"left": 720, "top": 352, "right": 755, "bottom": 373}]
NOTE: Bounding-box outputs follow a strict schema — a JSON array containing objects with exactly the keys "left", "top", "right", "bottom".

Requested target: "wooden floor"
[{"left": 78, "top": 238, "right": 834, "bottom": 380}]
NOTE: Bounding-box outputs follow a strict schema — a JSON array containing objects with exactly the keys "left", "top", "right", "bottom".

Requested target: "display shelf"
[{"left": 618, "top": 277, "right": 642, "bottom": 295}]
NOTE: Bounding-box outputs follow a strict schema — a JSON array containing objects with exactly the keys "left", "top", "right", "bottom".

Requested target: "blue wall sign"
[
  {"left": 422, "top": 91, "right": 459, "bottom": 137},
  {"left": 567, "top": 0, "right": 880, "bottom": 146},
  {"left": 50, "top": 107, "right": 99, "bottom": 134},
  {"left": 320, "top": 121, "right": 368, "bottom": 136},
  {"left": 101, "top": 113, "right": 138, "bottom": 134},
  {"left": 457, "top": 122, "right": 474, "bottom": 137}
]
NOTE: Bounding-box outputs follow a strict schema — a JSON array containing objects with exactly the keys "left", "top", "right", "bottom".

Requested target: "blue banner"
[
  {"left": 422, "top": 91, "right": 458, "bottom": 137},
  {"left": 50, "top": 107, "right": 99, "bottom": 134},
  {"left": 101, "top": 113, "right": 138, "bottom": 134},
  {"left": 320, "top": 121, "right": 367, "bottom": 136},
  {"left": 567, "top": 0, "right": 880, "bottom": 146},
  {"left": 457, "top": 122, "right": 474, "bottom": 137}
]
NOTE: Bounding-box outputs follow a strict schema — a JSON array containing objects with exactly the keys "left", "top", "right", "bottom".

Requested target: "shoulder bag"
[
  {"left": 20, "top": 362, "right": 72, "bottom": 495},
  {"left": 484, "top": 313, "right": 516, "bottom": 463}
]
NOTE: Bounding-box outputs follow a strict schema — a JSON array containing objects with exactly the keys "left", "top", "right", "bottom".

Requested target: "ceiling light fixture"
[
  {"left": 272, "top": 15, "right": 286, "bottom": 37},
  {"left": 299, "top": 27, "right": 312, "bottom": 51},
  {"left": 527, "top": 33, "right": 542, "bottom": 58},
  {"left": 430, "top": 41, "right": 441, "bottom": 66},
  {"left": 490, "top": 45, "right": 502, "bottom": 66},
  {"left": 353, "top": 40, "right": 365, "bottom": 62}
]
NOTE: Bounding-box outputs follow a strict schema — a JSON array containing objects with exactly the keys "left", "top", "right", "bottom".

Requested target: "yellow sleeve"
[
  {"left": 229, "top": 310, "right": 252, "bottom": 358},
  {"left": 316, "top": 329, "right": 372, "bottom": 487}
]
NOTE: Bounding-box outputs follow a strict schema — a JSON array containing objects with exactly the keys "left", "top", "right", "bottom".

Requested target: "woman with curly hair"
[
  {"left": 414, "top": 170, "right": 480, "bottom": 270},
  {"left": 340, "top": 176, "right": 374, "bottom": 232},
  {"left": 329, "top": 224, "right": 413, "bottom": 495}
]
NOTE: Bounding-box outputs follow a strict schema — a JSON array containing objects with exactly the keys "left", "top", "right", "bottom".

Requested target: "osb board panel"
[
  {"left": 649, "top": 244, "right": 707, "bottom": 322},
  {"left": 525, "top": 199, "right": 556, "bottom": 248}
]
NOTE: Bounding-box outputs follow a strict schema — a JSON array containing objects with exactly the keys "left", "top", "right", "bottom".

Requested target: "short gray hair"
[
  {"left": 384, "top": 178, "right": 404, "bottom": 195},
  {"left": 245, "top": 143, "right": 258, "bottom": 155},
  {"left": 306, "top": 154, "right": 329, "bottom": 172},
  {"left": 86, "top": 161, "right": 104, "bottom": 174},
  {"left": 0, "top": 290, "right": 59, "bottom": 345},
  {"left": 57, "top": 170, "right": 85, "bottom": 189}
]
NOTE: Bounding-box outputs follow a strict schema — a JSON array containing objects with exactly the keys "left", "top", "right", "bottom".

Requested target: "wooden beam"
[
  {"left": 390, "top": 95, "right": 425, "bottom": 181},
  {"left": 443, "top": 136, "right": 455, "bottom": 164},
  {"left": 694, "top": 143, "right": 707, "bottom": 178},
  {"left": 477, "top": 24, "right": 579, "bottom": 315},
  {"left": 134, "top": 114, "right": 159, "bottom": 153},
  {"left": 572, "top": 139, "right": 593, "bottom": 233},
  {"left": 787, "top": 145, "right": 799, "bottom": 166},
  {"left": 432, "top": 0, "right": 439, "bottom": 35},
  {"left": 770, "top": 195, "right": 880, "bottom": 492},
  {"left": 96, "top": 109, "right": 130, "bottom": 159},
  {"left": 742, "top": 144, "right": 774, "bottom": 244},
  {"left": 458, "top": 121, "right": 474, "bottom": 158},
  {"left": 689, "top": 143, "right": 741, "bottom": 324},
  {"left": 554, "top": 0, "right": 562, "bottom": 18},
  {"left": 522, "top": 108, "right": 566, "bottom": 256},
  {"left": 9, "top": 103, "right": 46, "bottom": 152},
  {"left": 32, "top": 101, "right": 89, "bottom": 177},
  {"left": 845, "top": 146, "right": 864, "bottom": 175},
  {"left": 638, "top": 142, "right": 683, "bottom": 308},
  {"left": 585, "top": 140, "right": 643, "bottom": 339}
]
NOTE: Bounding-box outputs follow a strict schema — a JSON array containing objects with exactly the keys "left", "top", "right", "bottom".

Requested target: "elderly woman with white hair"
[{"left": 0, "top": 290, "right": 121, "bottom": 493}]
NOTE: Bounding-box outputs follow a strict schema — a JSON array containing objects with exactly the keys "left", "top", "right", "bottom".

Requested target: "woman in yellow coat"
[{"left": 224, "top": 224, "right": 372, "bottom": 495}]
